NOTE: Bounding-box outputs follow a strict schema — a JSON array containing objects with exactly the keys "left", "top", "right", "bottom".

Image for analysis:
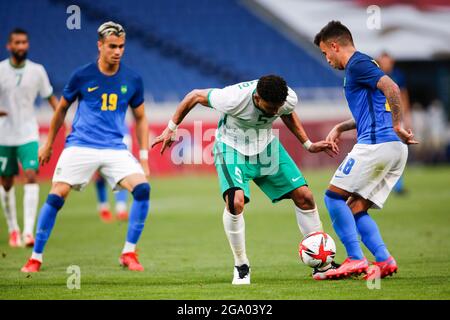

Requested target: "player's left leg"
[
  {"left": 0, "top": 176, "right": 21, "bottom": 247},
  {"left": 17, "top": 141, "right": 40, "bottom": 246},
  {"left": 101, "top": 149, "right": 150, "bottom": 271},
  {"left": 346, "top": 196, "right": 397, "bottom": 279},
  {"left": 117, "top": 173, "right": 150, "bottom": 271}
]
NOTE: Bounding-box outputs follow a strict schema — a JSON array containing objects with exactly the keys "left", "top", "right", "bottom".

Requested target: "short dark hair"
[
  {"left": 256, "top": 75, "right": 288, "bottom": 105},
  {"left": 314, "top": 20, "right": 353, "bottom": 47},
  {"left": 9, "top": 28, "right": 28, "bottom": 42}
]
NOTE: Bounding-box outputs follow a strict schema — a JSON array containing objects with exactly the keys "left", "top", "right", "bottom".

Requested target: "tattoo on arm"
[{"left": 377, "top": 75, "right": 402, "bottom": 128}]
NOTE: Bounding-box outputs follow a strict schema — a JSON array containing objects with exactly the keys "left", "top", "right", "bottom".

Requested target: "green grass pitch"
[{"left": 0, "top": 166, "right": 449, "bottom": 299}]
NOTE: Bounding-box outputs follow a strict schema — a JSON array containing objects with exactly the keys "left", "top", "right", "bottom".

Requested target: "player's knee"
[
  {"left": 292, "top": 187, "right": 315, "bottom": 210},
  {"left": 24, "top": 170, "right": 37, "bottom": 183},
  {"left": 225, "top": 188, "right": 245, "bottom": 215},
  {"left": 50, "top": 182, "right": 72, "bottom": 199},
  {"left": 1, "top": 177, "right": 14, "bottom": 191},
  {"left": 132, "top": 183, "right": 151, "bottom": 201}
]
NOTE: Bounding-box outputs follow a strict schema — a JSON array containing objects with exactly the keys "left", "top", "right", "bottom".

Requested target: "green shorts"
[
  {"left": 0, "top": 141, "right": 39, "bottom": 177},
  {"left": 214, "top": 138, "right": 307, "bottom": 203}
]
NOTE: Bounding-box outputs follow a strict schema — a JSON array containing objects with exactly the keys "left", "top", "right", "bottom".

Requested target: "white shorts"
[
  {"left": 330, "top": 141, "right": 408, "bottom": 209},
  {"left": 53, "top": 146, "right": 144, "bottom": 191}
]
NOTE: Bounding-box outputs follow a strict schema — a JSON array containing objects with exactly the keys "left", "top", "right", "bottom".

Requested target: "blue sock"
[
  {"left": 354, "top": 211, "right": 390, "bottom": 262},
  {"left": 393, "top": 176, "right": 404, "bottom": 193},
  {"left": 115, "top": 189, "right": 128, "bottom": 205},
  {"left": 126, "top": 183, "right": 150, "bottom": 244},
  {"left": 324, "top": 190, "right": 364, "bottom": 260},
  {"left": 95, "top": 177, "right": 108, "bottom": 204},
  {"left": 34, "top": 194, "right": 65, "bottom": 254}
]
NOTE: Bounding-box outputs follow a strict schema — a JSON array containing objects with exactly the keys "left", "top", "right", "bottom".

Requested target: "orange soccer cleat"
[
  {"left": 21, "top": 258, "right": 42, "bottom": 273},
  {"left": 364, "top": 256, "right": 398, "bottom": 280},
  {"left": 9, "top": 230, "right": 23, "bottom": 248},
  {"left": 100, "top": 208, "right": 114, "bottom": 223},
  {"left": 119, "top": 252, "right": 144, "bottom": 271}
]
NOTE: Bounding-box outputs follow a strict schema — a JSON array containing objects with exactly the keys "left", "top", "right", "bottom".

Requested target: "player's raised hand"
[
  {"left": 395, "top": 127, "right": 419, "bottom": 145},
  {"left": 309, "top": 140, "right": 339, "bottom": 158},
  {"left": 151, "top": 127, "right": 177, "bottom": 154},
  {"left": 38, "top": 144, "right": 53, "bottom": 165}
]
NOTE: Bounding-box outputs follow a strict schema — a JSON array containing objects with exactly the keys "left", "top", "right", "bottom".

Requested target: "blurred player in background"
[
  {"left": 21, "top": 21, "right": 150, "bottom": 272},
  {"left": 314, "top": 21, "right": 418, "bottom": 280},
  {"left": 0, "top": 28, "right": 58, "bottom": 248},
  {"left": 95, "top": 125, "right": 131, "bottom": 222},
  {"left": 152, "top": 75, "right": 339, "bottom": 284},
  {"left": 378, "top": 51, "right": 411, "bottom": 194}
]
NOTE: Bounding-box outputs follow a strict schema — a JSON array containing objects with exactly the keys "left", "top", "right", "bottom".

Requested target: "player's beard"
[{"left": 11, "top": 50, "right": 27, "bottom": 64}]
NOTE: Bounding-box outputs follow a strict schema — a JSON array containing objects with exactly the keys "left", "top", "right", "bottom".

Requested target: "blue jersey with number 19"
[
  {"left": 344, "top": 51, "right": 400, "bottom": 144},
  {"left": 63, "top": 62, "right": 144, "bottom": 150}
]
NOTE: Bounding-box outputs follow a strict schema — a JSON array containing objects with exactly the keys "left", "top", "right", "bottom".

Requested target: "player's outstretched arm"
[
  {"left": 326, "top": 118, "right": 356, "bottom": 144},
  {"left": 377, "top": 75, "right": 418, "bottom": 145},
  {"left": 151, "top": 89, "right": 210, "bottom": 154},
  {"left": 281, "top": 112, "right": 339, "bottom": 157},
  {"left": 131, "top": 103, "right": 150, "bottom": 177},
  {"left": 39, "top": 97, "right": 71, "bottom": 165}
]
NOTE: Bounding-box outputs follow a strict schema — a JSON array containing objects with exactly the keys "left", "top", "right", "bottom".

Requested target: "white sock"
[
  {"left": 116, "top": 201, "right": 127, "bottom": 213},
  {"left": 98, "top": 202, "right": 109, "bottom": 211},
  {"left": 222, "top": 208, "right": 249, "bottom": 266},
  {"left": 23, "top": 183, "right": 39, "bottom": 236},
  {"left": 0, "top": 186, "right": 19, "bottom": 232},
  {"left": 295, "top": 205, "right": 323, "bottom": 237},
  {"left": 31, "top": 252, "right": 43, "bottom": 262},
  {"left": 122, "top": 241, "right": 136, "bottom": 253}
]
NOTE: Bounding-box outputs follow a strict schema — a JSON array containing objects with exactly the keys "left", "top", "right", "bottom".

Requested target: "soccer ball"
[{"left": 299, "top": 232, "right": 336, "bottom": 268}]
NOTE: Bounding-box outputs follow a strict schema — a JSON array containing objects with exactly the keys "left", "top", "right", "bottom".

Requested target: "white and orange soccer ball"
[{"left": 299, "top": 232, "right": 336, "bottom": 268}]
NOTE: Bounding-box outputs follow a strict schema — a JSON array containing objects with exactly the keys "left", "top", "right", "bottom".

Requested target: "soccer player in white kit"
[
  {"left": 0, "top": 28, "right": 58, "bottom": 247},
  {"left": 152, "top": 75, "right": 339, "bottom": 284}
]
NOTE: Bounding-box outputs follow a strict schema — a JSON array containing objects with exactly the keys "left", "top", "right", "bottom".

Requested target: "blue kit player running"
[
  {"left": 313, "top": 21, "right": 418, "bottom": 280},
  {"left": 21, "top": 22, "right": 151, "bottom": 272}
]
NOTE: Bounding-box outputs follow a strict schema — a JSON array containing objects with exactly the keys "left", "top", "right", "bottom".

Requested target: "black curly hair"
[{"left": 256, "top": 75, "right": 288, "bottom": 105}]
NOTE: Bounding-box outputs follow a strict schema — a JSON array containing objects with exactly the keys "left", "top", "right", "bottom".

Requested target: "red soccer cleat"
[
  {"left": 23, "top": 234, "right": 35, "bottom": 247},
  {"left": 119, "top": 252, "right": 144, "bottom": 271},
  {"left": 116, "top": 211, "right": 128, "bottom": 221},
  {"left": 9, "top": 230, "right": 23, "bottom": 248},
  {"left": 21, "top": 258, "right": 42, "bottom": 273},
  {"left": 364, "top": 256, "right": 398, "bottom": 280},
  {"left": 100, "top": 208, "right": 114, "bottom": 223},
  {"left": 317, "top": 257, "right": 369, "bottom": 280}
]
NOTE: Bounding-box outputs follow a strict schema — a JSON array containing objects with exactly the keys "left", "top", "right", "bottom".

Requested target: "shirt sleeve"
[
  {"left": 350, "top": 59, "right": 385, "bottom": 89},
  {"left": 129, "top": 75, "right": 144, "bottom": 108},
  {"left": 38, "top": 65, "right": 53, "bottom": 99},
  {"left": 207, "top": 84, "right": 245, "bottom": 116},
  {"left": 279, "top": 87, "right": 298, "bottom": 115},
  {"left": 62, "top": 70, "right": 80, "bottom": 103}
]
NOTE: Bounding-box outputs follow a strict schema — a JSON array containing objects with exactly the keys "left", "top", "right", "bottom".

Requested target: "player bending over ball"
[{"left": 152, "top": 75, "right": 339, "bottom": 284}]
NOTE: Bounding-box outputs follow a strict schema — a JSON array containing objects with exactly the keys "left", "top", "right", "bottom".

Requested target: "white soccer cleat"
[{"left": 232, "top": 264, "right": 251, "bottom": 285}]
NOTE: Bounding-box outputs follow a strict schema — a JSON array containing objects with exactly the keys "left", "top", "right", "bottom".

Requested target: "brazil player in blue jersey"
[
  {"left": 313, "top": 21, "right": 418, "bottom": 280},
  {"left": 21, "top": 22, "right": 151, "bottom": 272}
]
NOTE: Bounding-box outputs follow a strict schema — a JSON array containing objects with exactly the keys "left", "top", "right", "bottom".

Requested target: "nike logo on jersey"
[
  {"left": 291, "top": 176, "right": 301, "bottom": 182},
  {"left": 87, "top": 86, "right": 99, "bottom": 92}
]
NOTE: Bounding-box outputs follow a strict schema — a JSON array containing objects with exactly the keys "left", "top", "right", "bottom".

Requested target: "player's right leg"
[
  {"left": 21, "top": 182, "right": 70, "bottom": 273},
  {"left": 21, "top": 146, "right": 100, "bottom": 272},
  {"left": 0, "top": 145, "right": 21, "bottom": 247},
  {"left": 214, "top": 141, "right": 251, "bottom": 284}
]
